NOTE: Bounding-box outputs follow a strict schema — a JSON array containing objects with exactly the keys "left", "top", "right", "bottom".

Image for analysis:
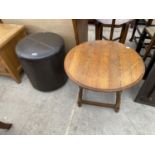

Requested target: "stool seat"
[
  {"left": 16, "top": 32, "right": 67, "bottom": 91},
  {"left": 97, "top": 19, "right": 132, "bottom": 26},
  {"left": 16, "top": 32, "right": 64, "bottom": 59},
  {"left": 95, "top": 19, "right": 133, "bottom": 43}
]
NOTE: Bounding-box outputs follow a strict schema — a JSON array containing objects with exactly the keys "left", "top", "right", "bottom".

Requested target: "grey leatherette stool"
[{"left": 16, "top": 32, "right": 67, "bottom": 91}]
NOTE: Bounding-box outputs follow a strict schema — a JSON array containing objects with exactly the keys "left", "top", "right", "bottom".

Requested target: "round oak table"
[{"left": 64, "top": 41, "right": 145, "bottom": 112}]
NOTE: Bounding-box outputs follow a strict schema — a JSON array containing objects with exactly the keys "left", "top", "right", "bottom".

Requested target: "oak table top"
[{"left": 64, "top": 40, "right": 145, "bottom": 92}]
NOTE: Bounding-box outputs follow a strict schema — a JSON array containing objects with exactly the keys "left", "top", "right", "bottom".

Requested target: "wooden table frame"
[
  {"left": 77, "top": 87, "right": 122, "bottom": 112},
  {"left": 0, "top": 121, "right": 12, "bottom": 129},
  {"left": 64, "top": 41, "right": 145, "bottom": 113}
]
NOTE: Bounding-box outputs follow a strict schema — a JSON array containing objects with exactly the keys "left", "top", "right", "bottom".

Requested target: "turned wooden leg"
[
  {"left": 0, "top": 121, "right": 12, "bottom": 129},
  {"left": 114, "top": 91, "right": 122, "bottom": 112}
]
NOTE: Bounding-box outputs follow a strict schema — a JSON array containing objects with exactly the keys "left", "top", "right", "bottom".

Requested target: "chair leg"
[
  {"left": 95, "top": 23, "right": 103, "bottom": 40},
  {"left": 0, "top": 121, "right": 12, "bottom": 129},
  {"left": 95, "top": 22, "right": 99, "bottom": 40},
  {"left": 136, "top": 29, "right": 147, "bottom": 53},
  {"left": 119, "top": 23, "right": 129, "bottom": 44},
  {"left": 143, "top": 35, "right": 155, "bottom": 61},
  {"left": 144, "top": 51, "right": 155, "bottom": 79},
  {"left": 129, "top": 19, "right": 139, "bottom": 41},
  {"left": 109, "top": 19, "right": 115, "bottom": 40},
  {"left": 99, "top": 25, "right": 103, "bottom": 40}
]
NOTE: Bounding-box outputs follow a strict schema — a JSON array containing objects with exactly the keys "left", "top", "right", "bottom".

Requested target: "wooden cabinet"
[{"left": 0, "top": 24, "right": 26, "bottom": 83}]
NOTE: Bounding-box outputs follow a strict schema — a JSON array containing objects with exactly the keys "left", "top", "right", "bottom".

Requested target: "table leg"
[
  {"left": 77, "top": 87, "right": 122, "bottom": 112},
  {"left": 114, "top": 91, "right": 122, "bottom": 112},
  {"left": 77, "top": 87, "right": 83, "bottom": 107},
  {"left": 0, "top": 121, "right": 12, "bottom": 129}
]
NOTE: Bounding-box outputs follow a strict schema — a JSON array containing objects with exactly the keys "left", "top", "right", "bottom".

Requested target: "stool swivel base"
[{"left": 77, "top": 87, "right": 122, "bottom": 112}]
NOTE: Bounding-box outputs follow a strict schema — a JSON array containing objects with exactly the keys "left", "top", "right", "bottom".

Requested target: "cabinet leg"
[
  {"left": 0, "top": 121, "right": 12, "bottom": 129},
  {"left": 12, "top": 73, "right": 21, "bottom": 84}
]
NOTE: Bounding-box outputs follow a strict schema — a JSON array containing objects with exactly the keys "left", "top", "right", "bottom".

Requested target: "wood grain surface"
[
  {"left": 64, "top": 40, "right": 145, "bottom": 92},
  {"left": 0, "top": 23, "right": 26, "bottom": 83},
  {"left": 0, "top": 24, "right": 24, "bottom": 49}
]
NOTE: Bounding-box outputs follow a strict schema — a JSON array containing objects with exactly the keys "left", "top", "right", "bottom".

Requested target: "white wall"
[{"left": 3, "top": 19, "right": 76, "bottom": 51}]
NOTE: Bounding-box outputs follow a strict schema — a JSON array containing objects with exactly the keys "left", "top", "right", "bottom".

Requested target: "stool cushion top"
[{"left": 16, "top": 32, "right": 64, "bottom": 60}]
